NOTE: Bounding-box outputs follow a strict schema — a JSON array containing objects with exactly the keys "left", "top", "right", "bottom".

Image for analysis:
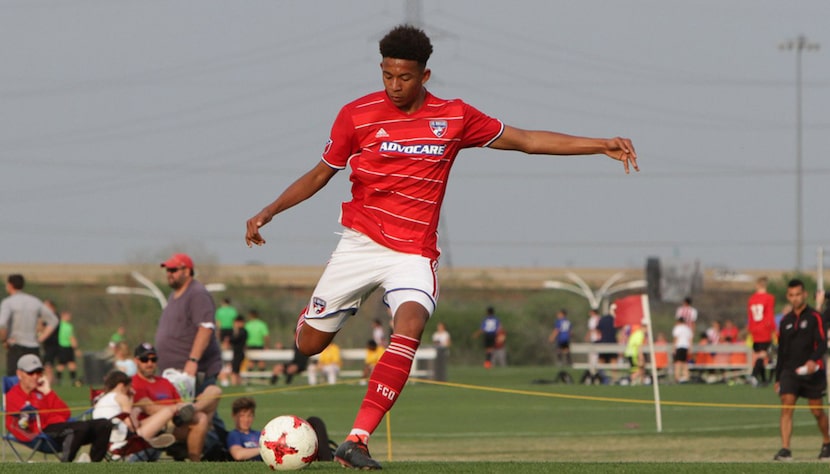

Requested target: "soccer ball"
[{"left": 259, "top": 415, "right": 318, "bottom": 471}]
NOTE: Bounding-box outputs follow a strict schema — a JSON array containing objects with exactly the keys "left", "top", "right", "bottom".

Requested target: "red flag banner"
[{"left": 614, "top": 294, "right": 646, "bottom": 328}]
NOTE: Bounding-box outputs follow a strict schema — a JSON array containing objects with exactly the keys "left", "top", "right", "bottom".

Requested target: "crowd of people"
[
  {"left": 5, "top": 267, "right": 830, "bottom": 465},
  {"left": 0, "top": 256, "right": 406, "bottom": 463}
]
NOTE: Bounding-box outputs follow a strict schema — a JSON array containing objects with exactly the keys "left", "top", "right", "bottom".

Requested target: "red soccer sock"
[
  {"left": 350, "top": 334, "right": 419, "bottom": 440},
  {"left": 294, "top": 306, "right": 308, "bottom": 348}
]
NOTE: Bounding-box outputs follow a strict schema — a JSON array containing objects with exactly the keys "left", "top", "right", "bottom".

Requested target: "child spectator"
[
  {"left": 55, "top": 311, "right": 81, "bottom": 386},
  {"left": 113, "top": 341, "right": 137, "bottom": 377},
  {"left": 310, "top": 341, "right": 342, "bottom": 385},
  {"left": 227, "top": 397, "right": 262, "bottom": 462},
  {"left": 672, "top": 317, "right": 693, "bottom": 383}
]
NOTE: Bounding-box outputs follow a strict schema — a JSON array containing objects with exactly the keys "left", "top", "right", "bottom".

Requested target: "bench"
[
  {"left": 568, "top": 342, "right": 753, "bottom": 383},
  {"left": 221, "top": 347, "right": 438, "bottom": 383}
]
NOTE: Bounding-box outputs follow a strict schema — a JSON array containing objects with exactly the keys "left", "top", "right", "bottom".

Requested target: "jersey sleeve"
[
  {"left": 321, "top": 106, "right": 358, "bottom": 169},
  {"left": 459, "top": 102, "right": 504, "bottom": 148}
]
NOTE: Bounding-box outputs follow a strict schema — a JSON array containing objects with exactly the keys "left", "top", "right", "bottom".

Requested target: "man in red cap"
[
  {"left": 155, "top": 253, "right": 226, "bottom": 460},
  {"left": 155, "top": 253, "right": 221, "bottom": 380}
]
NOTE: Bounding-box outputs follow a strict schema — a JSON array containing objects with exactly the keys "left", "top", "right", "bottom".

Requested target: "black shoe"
[
  {"left": 774, "top": 448, "right": 793, "bottom": 461},
  {"left": 165, "top": 442, "right": 189, "bottom": 461},
  {"left": 819, "top": 443, "right": 830, "bottom": 460},
  {"left": 335, "top": 440, "right": 382, "bottom": 470}
]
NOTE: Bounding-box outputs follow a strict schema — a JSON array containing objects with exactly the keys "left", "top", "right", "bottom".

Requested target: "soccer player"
[
  {"left": 245, "top": 24, "right": 638, "bottom": 470},
  {"left": 773, "top": 279, "right": 830, "bottom": 461},
  {"left": 473, "top": 306, "right": 501, "bottom": 368},
  {"left": 747, "top": 276, "right": 775, "bottom": 385}
]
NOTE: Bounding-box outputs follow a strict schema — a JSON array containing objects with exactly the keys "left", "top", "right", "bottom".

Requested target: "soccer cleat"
[
  {"left": 335, "top": 440, "right": 382, "bottom": 470},
  {"left": 819, "top": 443, "right": 830, "bottom": 460},
  {"left": 774, "top": 448, "right": 793, "bottom": 461}
]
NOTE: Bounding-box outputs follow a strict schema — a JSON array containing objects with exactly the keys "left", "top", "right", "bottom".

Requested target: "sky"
[{"left": 1, "top": 0, "right": 829, "bottom": 272}]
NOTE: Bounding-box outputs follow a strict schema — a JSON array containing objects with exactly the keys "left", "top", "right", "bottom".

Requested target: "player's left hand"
[{"left": 606, "top": 137, "right": 638, "bottom": 174}]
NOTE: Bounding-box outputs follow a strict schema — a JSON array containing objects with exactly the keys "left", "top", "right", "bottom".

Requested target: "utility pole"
[{"left": 780, "top": 35, "right": 819, "bottom": 272}]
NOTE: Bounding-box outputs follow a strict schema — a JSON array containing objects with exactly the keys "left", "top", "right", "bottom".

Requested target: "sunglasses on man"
[{"left": 138, "top": 356, "right": 158, "bottom": 363}]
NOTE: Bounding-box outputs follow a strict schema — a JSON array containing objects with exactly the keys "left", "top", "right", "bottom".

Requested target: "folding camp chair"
[
  {"left": 2, "top": 375, "right": 62, "bottom": 462},
  {"left": 88, "top": 387, "right": 162, "bottom": 462}
]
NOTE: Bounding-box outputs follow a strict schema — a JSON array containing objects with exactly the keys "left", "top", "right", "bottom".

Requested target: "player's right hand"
[{"left": 245, "top": 210, "right": 273, "bottom": 247}]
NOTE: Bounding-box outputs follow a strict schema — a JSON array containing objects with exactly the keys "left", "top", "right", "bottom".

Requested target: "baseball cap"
[
  {"left": 160, "top": 253, "right": 193, "bottom": 270},
  {"left": 17, "top": 354, "right": 44, "bottom": 373},
  {"left": 134, "top": 342, "right": 157, "bottom": 358}
]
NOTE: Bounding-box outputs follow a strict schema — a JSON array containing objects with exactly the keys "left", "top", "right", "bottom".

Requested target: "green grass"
[{"left": 4, "top": 366, "right": 830, "bottom": 472}]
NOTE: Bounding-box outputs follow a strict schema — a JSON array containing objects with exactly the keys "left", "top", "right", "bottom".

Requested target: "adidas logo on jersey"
[{"left": 375, "top": 128, "right": 389, "bottom": 138}]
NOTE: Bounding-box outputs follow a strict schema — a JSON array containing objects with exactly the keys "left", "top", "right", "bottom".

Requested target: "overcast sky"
[{"left": 1, "top": 0, "right": 828, "bottom": 272}]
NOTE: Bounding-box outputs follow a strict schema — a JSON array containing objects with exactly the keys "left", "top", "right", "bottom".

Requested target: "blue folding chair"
[{"left": 2, "top": 375, "right": 62, "bottom": 462}]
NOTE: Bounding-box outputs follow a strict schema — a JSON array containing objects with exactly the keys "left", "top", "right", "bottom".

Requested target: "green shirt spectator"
[
  {"left": 58, "top": 321, "right": 75, "bottom": 348},
  {"left": 245, "top": 310, "right": 270, "bottom": 348},
  {"left": 216, "top": 298, "right": 239, "bottom": 330}
]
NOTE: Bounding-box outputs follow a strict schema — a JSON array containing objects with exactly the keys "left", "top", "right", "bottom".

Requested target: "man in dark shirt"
[
  {"left": 773, "top": 279, "right": 830, "bottom": 462},
  {"left": 597, "top": 308, "right": 618, "bottom": 363}
]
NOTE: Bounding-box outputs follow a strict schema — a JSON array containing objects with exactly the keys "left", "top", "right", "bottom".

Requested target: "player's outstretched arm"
[
  {"left": 490, "top": 126, "right": 638, "bottom": 174},
  {"left": 245, "top": 161, "right": 338, "bottom": 247}
]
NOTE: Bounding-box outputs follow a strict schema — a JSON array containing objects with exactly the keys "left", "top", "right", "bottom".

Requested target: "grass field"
[{"left": 4, "top": 365, "right": 830, "bottom": 472}]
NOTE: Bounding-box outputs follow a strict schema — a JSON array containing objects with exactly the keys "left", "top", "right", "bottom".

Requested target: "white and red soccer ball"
[{"left": 259, "top": 415, "right": 318, "bottom": 471}]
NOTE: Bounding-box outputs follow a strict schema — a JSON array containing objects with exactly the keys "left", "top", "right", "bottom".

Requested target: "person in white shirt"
[
  {"left": 92, "top": 370, "right": 176, "bottom": 453},
  {"left": 675, "top": 297, "right": 698, "bottom": 334},
  {"left": 672, "top": 317, "right": 694, "bottom": 383},
  {"left": 431, "top": 322, "right": 451, "bottom": 349}
]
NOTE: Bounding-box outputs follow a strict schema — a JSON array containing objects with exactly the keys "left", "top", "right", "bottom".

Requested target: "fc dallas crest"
[
  {"left": 429, "top": 120, "right": 447, "bottom": 137},
  {"left": 312, "top": 297, "right": 326, "bottom": 314}
]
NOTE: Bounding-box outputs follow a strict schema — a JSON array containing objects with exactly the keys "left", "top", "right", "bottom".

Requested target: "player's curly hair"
[{"left": 379, "top": 24, "right": 433, "bottom": 67}]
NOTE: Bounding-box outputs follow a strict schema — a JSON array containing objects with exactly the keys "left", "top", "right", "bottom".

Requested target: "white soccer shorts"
[{"left": 303, "top": 228, "right": 438, "bottom": 333}]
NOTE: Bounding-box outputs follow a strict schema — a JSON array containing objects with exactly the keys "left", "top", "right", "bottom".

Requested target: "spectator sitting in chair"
[
  {"left": 131, "top": 343, "right": 220, "bottom": 462},
  {"left": 5, "top": 354, "right": 112, "bottom": 462}
]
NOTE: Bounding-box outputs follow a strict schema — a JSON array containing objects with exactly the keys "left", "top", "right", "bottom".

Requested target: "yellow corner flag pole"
[{"left": 385, "top": 412, "right": 392, "bottom": 461}]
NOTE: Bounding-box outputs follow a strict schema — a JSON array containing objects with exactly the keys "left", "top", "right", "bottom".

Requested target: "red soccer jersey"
[
  {"left": 322, "top": 90, "right": 504, "bottom": 259},
  {"left": 131, "top": 374, "right": 181, "bottom": 406},
  {"left": 747, "top": 291, "right": 776, "bottom": 343}
]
